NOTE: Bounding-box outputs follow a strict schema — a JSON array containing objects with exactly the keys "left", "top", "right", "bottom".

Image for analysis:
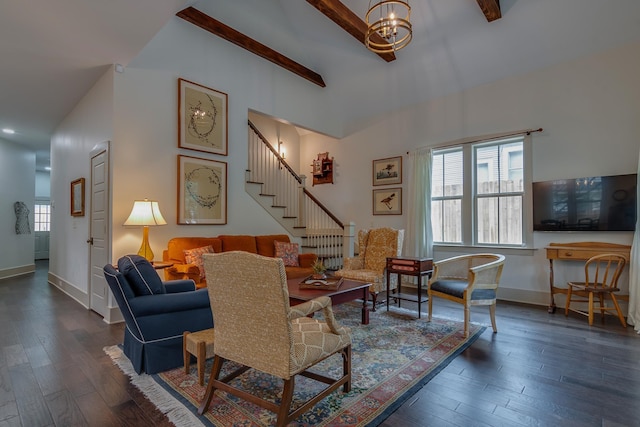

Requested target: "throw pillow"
[
  {"left": 118, "top": 255, "right": 166, "bottom": 296},
  {"left": 184, "top": 245, "right": 215, "bottom": 280},
  {"left": 274, "top": 241, "right": 300, "bottom": 267}
]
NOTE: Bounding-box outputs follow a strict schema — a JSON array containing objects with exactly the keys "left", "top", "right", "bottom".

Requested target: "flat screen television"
[{"left": 533, "top": 174, "right": 637, "bottom": 231}]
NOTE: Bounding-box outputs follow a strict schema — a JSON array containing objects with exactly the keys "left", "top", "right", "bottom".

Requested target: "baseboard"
[
  {"left": 47, "top": 272, "right": 90, "bottom": 308},
  {"left": 0, "top": 264, "right": 35, "bottom": 280},
  {"left": 104, "top": 307, "right": 124, "bottom": 324},
  {"left": 496, "top": 287, "right": 550, "bottom": 307}
]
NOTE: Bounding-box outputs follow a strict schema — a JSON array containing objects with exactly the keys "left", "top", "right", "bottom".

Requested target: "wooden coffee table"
[{"left": 287, "top": 277, "right": 371, "bottom": 325}]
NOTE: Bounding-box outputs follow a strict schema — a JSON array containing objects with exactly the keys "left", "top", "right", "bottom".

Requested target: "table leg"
[
  {"left": 417, "top": 275, "right": 422, "bottom": 318},
  {"left": 361, "top": 287, "right": 370, "bottom": 325},
  {"left": 548, "top": 259, "right": 556, "bottom": 313}
]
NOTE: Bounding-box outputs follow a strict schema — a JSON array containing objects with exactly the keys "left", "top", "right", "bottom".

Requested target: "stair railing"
[{"left": 247, "top": 120, "right": 352, "bottom": 268}]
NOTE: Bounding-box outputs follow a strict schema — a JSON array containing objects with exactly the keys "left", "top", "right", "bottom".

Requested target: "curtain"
[
  {"left": 405, "top": 147, "right": 433, "bottom": 258},
  {"left": 627, "top": 149, "right": 640, "bottom": 333}
]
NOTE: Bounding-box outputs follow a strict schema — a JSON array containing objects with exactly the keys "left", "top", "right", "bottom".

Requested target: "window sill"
[{"left": 433, "top": 244, "right": 537, "bottom": 256}]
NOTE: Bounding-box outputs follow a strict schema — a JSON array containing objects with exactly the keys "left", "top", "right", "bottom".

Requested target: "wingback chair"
[
  {"left": 428, "top": 254, "right": 506, "bottom": 337},
  {"left": 103, "top": 255, "right": 213, "bottom": 374},
  {"left": 198, "top": 251, "right": 352, "bottom": 426},
  {"left": 334, "top": 228, "right": 404, "bottom": 309}
]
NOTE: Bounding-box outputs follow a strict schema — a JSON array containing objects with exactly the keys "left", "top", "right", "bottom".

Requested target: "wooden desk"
[
  {"left": 386, "top": 257, "right": 433, "bottom": 318},
  {"left": 545, "top": 242, "right": 631, "bottom": 313}
]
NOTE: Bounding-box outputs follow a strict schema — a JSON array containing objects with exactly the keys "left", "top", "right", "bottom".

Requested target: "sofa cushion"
[
  {"left": 255, "top": 234, "right": 290, "bottom": 257},
  {"left": 274, "top": 241, "right": 300, "bottom": 267},
  {"left": 167, "top": 237, "right": 222, "bottom": 263},
  {"left": 219, "top": 235, "right": 258, "bottom": 253},
  {"left": 118, "top": 255, "right": 166, "bottom": 296},
  {"left": 184, "top": 245, "right": 215, "bottom": 279}
]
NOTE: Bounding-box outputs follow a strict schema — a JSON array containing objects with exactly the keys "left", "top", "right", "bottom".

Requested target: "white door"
[
  {"left": 89, "top": 145, "right": 110, "bottom": 317},
  {"left": 34, "top": 199, "right": 50, "bottom": 259}
]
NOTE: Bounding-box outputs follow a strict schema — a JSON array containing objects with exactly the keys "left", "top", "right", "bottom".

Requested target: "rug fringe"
[{"left": 104, "top": 345, "right": 205, "bottom": 427}]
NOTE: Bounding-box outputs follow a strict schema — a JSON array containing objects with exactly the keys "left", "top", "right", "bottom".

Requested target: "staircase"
[{"left": 246, "top": 121, "right": 353, "bottom": 269}]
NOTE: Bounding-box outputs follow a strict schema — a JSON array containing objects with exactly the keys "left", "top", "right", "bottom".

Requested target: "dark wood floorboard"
[{"left": 1, "top": 261, "right": 639, "bottom": 426}]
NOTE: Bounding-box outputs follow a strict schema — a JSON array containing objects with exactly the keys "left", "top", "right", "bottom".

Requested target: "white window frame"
[{"left": 432, "top": 134, "right": 533, "bottom": 249}]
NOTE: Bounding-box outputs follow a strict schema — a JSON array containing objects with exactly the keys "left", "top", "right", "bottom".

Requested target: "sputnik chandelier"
[{"left": 365, "top": 0, "right": 412, "bottom": 54}]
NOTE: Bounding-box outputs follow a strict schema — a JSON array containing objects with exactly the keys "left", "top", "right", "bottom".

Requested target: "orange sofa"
[{"left": 162, "top": 234, "right": 317, "bottom": 289}]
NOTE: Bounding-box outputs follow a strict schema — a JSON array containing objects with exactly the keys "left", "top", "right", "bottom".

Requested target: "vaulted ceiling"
[{"left": 2, "top": 0, "right": 640, "bottom": 170}]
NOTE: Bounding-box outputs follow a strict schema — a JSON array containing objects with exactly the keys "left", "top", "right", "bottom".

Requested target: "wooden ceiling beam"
[
  {"left": 305, "top": 0, "right": 396, "bottom": 62},
  {"left": 176, "top": 7, "right": 326, "bottom": 88},
  {"left": 476, "top": 0, "right": 502, "bottom": 22}
]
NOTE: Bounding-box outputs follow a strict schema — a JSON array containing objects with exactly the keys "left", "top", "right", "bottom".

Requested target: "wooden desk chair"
[{"left": 565, "top": 254, "right": 627, "bottom": 327}]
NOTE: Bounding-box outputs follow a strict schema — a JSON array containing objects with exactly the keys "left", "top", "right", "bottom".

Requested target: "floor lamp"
[{"left": 124, "top": 199, "right": 167, "bottom": 261}]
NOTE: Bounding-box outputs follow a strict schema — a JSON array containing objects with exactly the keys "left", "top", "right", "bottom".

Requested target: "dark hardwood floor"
[{"left": 1, "top": 261, "right": 639, "bottom": 426}]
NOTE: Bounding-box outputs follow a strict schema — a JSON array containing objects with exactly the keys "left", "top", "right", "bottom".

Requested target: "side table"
[
  {"left": 386, "top": 257, "right": 433, "bottom": 318},
  {"left": 151, "top": 261, "right": 173, "bottom": 270}
]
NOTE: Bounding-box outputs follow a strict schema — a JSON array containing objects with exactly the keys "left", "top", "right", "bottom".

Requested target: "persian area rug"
[{"left": 105, "top": 304, "right": 485, "bottom": 427}]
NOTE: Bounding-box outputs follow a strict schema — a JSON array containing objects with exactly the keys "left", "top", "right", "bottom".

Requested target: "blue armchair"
[{"left": 103, "top": 255, "right": 213, "bottom": 374}]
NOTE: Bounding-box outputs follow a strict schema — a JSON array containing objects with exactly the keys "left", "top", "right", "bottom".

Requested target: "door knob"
[{"left": 87, "top": 237, "right": 94, "bottom": 245}]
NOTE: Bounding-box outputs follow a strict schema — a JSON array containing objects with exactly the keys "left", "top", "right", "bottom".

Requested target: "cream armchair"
[
  {"left": 334, "top": 228, "right": 404, "bottom": 309},
  {"left": 428, "top": 254, "right": 505, "bottom": 337},
  {"left": 199, "top": 251, "right": 352, "bottom": 426}
]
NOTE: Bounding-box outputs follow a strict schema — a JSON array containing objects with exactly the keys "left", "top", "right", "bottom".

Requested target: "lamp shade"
[{"left": 124, "top": 199, "right": 167, "bottom": 226}]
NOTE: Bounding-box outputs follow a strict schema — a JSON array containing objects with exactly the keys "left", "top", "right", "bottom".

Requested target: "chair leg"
[
  {"left": 183, "top": 331, "right": 190, "bottom": 375},
  {"left": 197, "top": 341, "right": 206, "bottom": 386},
  {"left": 198, "top": 355, "right": 224, "bottom": 415},
  {"left": 427, "top": 293, "right": 433, "bottom": 322},
  {"left": 464, "top": 305, "right": 470, "bottom": 338},
  {"left": 598, "top": 294, "right": 606, "bottom": 324},
  {"left": 370, "top": 292, "right": 378, "bottom": 312},
  {"left": 489, "top": 303, "right": 497, "bottom": 333},
  {"left": 564, "top": 287, "right": 572, "bottom": 316},
  {"left": 609, "top": 293, "right": 627, "bottom": 327},
  {"left": 342, "top": 345, "right": 352, "bottom": 393},
  {"left": 588, "top": 291, "right": 594, "bottom": 326},
  {"left": 275, "top": 377, "right": 295, "bottom": 427}
]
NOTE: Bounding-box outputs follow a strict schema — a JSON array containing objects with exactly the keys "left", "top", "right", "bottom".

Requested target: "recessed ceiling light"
[{"left": 2, "top": 128, "right": 15, "bottom": 134}]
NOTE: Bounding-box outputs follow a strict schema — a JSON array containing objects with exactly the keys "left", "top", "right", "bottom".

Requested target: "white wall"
[
  {"left": 248, "top": 111, "right": 303, "bottom": 174},
  {"left": 300, "top": 41, "right": 640, "bottom": 306},
  {"left": 35, "top": 171, "right": 50, "bottom": 199},
  {"left": 0, "top": 139, "right": 35, "bottom": 276},
  {"left": 49, "top": 68, "right": 114, "bottom": 295},
  {"left": 48, "top": 15, "right": 639, "bottom": 310}
]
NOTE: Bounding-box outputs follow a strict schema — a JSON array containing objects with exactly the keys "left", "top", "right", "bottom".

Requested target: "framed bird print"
[
  {"left": 372, "top": 156, "right": 402, "bottom": 186},
  {"left": 373, "top": 188, "right": 402, "bottom": 215}
]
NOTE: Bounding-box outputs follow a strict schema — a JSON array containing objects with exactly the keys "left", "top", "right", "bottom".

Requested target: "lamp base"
[{"left": 137, "top": 226, "right": 154, "bottom": 261}]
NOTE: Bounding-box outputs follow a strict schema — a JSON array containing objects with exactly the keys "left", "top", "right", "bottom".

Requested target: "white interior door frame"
[{"left": 88, "top": 141, "right": 111, "bottom": 319}]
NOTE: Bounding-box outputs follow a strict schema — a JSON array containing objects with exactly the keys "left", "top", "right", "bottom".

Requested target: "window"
[
  {"left": 431, "top": 136, "right": 531, "bottom": 247},
  {"left": 431, "top": 149, "right": 463, "bottom": 243},
  {"left": 34, "top": 203, "right": 51, "bottom": 232}
]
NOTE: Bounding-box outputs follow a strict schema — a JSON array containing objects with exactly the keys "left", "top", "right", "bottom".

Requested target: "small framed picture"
[
  {"left": 178, "top": 78, "right": 228, "bottom": 156},
  {"left": 373, "top": 156, "right": 402, "bottom": 186},
  {"left": 70, "top": 178, "right": 85, "bottom": 217},
  {"left": 178, "top": 155, "right": 227, "bottom": 224},
  {"left": 373, "top": 188, "right": 402, "bottom": 215}
]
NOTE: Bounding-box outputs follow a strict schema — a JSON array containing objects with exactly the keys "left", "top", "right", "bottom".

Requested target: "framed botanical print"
[
  {"left": 178, "top": 155, "right": 227, "bottom": 224},
  {"left": 373, "top": 156, "right": 402, "bottom": 186},
  {"left": 70, "top": 178, "right": 85, "bottom": 217},
  {"left": 178, "top": 78, "right": 228, "bottom": 155},
  {"left": 373, "top": 187, "right": 402, "bottom": 215}
]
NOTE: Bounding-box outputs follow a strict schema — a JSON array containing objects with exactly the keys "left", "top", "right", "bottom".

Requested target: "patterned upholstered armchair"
[
  {"left": 198, "top": 251, "right": 352, "bottom": 426},
  {"left": 334, "top": 227, "right": 404, "bottom": 309}
]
